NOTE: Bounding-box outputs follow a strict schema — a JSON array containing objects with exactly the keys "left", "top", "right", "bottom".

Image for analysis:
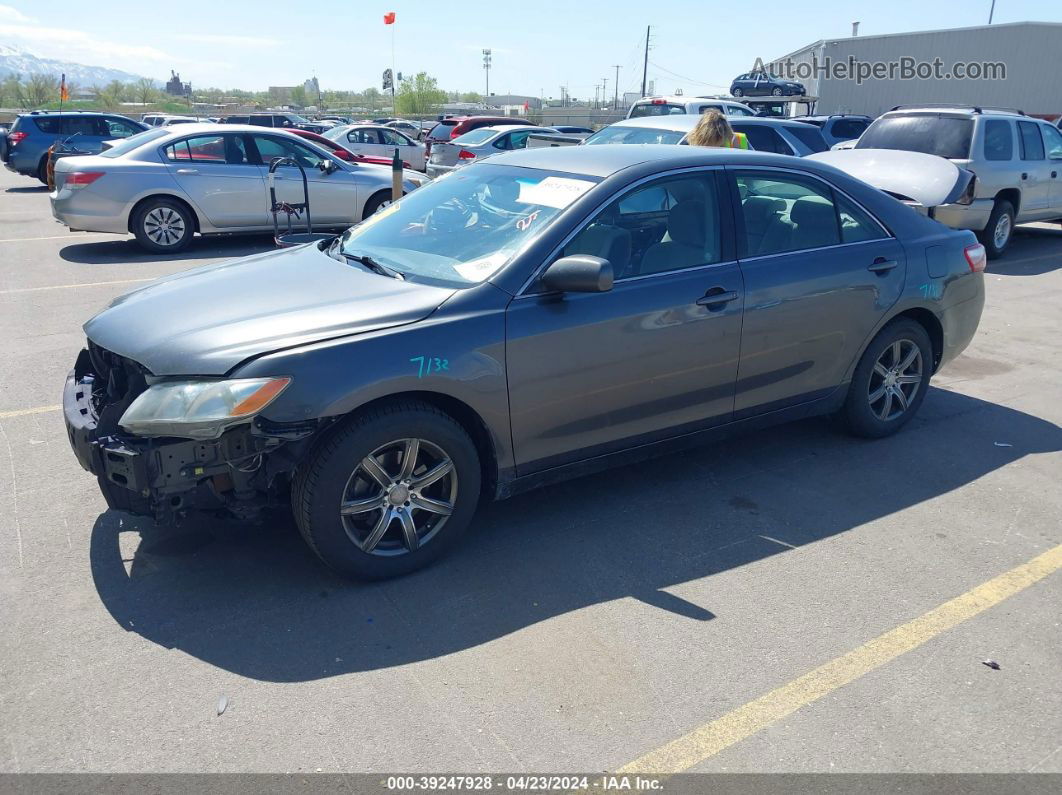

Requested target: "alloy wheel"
[
  {"left": 868, "top": 340, "right": 923, "bottom": 422},
  {"left": 144, "top": 207, "right": 186, "bottom": 246},
  {"left": 993, "top": 212, "right": 1012, "bottom": 250},
  {"left": 339, "top": 438, "right": 457, "bottom": 556}
]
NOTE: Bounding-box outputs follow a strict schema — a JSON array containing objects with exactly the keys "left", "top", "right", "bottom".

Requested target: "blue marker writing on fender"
[{"left": 410, "top": 356, "right": 450, "bottom": 378}]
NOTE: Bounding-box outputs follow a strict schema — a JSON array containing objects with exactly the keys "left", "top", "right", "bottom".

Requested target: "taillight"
[
  {"left": 65, "top": 172, "right": 105, "bottom": 188},
  {"left": 449, "top": 127, "right": 461, "bottom": 139},
  {"left": 458, "top": 150, "right": 476, "bottom": 160},
  {"left": 7, "top": 131, "right": 27, "bottom": 145},
  {"left": 964, "top": 243, "right": 987, "bottom": 273}
]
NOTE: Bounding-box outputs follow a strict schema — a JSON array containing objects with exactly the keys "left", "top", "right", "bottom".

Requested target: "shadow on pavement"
[
  {"left": 4, "top": 185, "right": 48, "bottom": 193},
  {"left": 59, "top": 234, "right": 276, "bottom": 265},
  {"left": 992, "top": 226, "right": 1062, "bottom": 276},
  {"left": 89, "top": 387, "right": 1061, "bottom": 682}
]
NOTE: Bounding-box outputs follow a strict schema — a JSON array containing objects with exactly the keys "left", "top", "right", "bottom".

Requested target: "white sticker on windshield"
[
  {"left": 517, "top": 177, "right": 595, "bottom": 209},
  {"left": 453, "top": 252, "right": 508, "bottom": 282}
]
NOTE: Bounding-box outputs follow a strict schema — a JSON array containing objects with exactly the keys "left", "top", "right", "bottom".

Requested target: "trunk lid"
[{"left": 806, "top": 149, "right": 973, "bottom": 208}]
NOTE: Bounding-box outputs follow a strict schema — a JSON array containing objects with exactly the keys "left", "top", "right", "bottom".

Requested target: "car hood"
[
  {"left": 84, "top": 243, "right": 456, "bottom": 376},
  {"left": 807, "top": 148, "right": 973, "bottom": 207}
]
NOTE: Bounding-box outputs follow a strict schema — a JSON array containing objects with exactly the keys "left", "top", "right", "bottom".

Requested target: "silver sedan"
[
  {"left": 50, "top": 124, "right": 429, "bottom": 253},
  {"left": 425, "top": 125, "right": 558, "bottom": 178}
]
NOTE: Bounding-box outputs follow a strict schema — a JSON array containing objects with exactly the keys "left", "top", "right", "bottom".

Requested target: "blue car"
[
  {"left": 2, "top": 111, "right": 146, "bottom": 183},
  {"left": 730, "top": 72, "right": 806, "bottom": 98}
]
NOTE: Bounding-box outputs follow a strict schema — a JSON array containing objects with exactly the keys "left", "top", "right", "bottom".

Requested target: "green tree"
[
  {"left": 132, "top": 77, "right": 158, "bottom": 105},
  {"left": 290, "top": 85, "right": 308, "bottom": 108},
  {"left": 23, "top": 73, "right": 59, "bottom": 107},
  {"left": 395, "top": 72, "right": 446, "bottom": 116},
  {"left": 362, "top": 87, "right": 381, "bottom": 112},
  {"left": 459, "top": 91, "right": 483, "bottom": 103},
  {"left": 99, "top": 80, "right": 127, "bottom": 108},
  {"left": 0, "top": 74, "right": 21, "bottom": 108}
]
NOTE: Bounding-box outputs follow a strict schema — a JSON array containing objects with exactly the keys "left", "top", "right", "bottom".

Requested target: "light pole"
[
  {"left": 482, "top": 49, "right": 492, "bottom": 99},
  {"left": 988, "top": 0, "right": 996, "bottom": 23},
  {"left": 612, "top": 65, "right": 621, "bottom": 110}
]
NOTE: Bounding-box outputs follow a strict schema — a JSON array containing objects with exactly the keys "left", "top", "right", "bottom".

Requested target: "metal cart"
[{"left": 268, "top": 156, "right": 337, "bottom": 248}]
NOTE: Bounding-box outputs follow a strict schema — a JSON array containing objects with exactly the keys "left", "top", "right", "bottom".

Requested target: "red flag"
[
  {"left": 523, "top": 101, "right": 529, "bottom": 111},
  {"left": 383, "top": 11, "right": 395, "bottom": 24},
  {"left": 60, "top": 73, "right": 69, "bottom": 102}
]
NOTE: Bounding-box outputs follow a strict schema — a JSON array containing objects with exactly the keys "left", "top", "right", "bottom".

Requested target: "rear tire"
[
  {"left": 132, "top": 198, "right": 194, "bottom": 253},
  {"left": 977, "top": 200, "right": 1014, "bottom": 259},
  {"left": 293, "top": 401, "right": 481, "bottom": 580},
  {"left": 771, "top": 87, "right": 783, "bottom": 96},
  {"left": 842, "top": 318, "right": 932, "bottom": 439}
]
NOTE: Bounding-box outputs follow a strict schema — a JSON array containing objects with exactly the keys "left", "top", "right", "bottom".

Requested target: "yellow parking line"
[
  {"left": 0, "top": 278, "right": 153, "bottom": 295},
  {"left": 0, "top": 233, "right": 112, "bottom": 243},
  {"left": 0, "top": 405, "right": 61, "bottom": 420},
  {"left": 619, "top": 543, "right": 1062, "bottom": 774}
]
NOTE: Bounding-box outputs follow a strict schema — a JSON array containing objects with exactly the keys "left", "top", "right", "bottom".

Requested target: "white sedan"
[{"left": 323, "top": 124, "right": 426, "bottom": 171}]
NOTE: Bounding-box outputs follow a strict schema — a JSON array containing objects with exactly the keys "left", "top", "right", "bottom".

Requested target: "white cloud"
[
  {"left": 0, "top": 4, "right": 36, "bottom": 24},
  {"left": 176, "top": 34, "right": 280, "bottom": 47},
  {"left": 0, "top": 22, "right": 174, "bottom": 67}
]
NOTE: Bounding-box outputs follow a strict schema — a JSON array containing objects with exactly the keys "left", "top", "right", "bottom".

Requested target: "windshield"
[
  {"left": 452, "top": 128, "right": 498, "bottom": 145},
  {"left": 287, "top": 114, "right": 312, "bottom": 124},
  {"left": 584, "top": 125, "right": 685, "bottom": 145},
  {"left": 337, "top": 164, "right": 600, "bottom": 288},
  {"left": 856, "top": 115, "right": 973, "bottom": 159},
  {"left": 99, "top": 127, "right": 170, "bottom": 158}
]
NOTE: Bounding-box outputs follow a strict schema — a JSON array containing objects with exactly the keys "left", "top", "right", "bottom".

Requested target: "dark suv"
[
  {"left": 222, "top": 113, "right": 328, "bottom": 134},
  {"left": 3, "top": 111, "right": 146, "bottom": 183},
  {"left": 730, "top": 72, "right": 806, "bottom": 98}
]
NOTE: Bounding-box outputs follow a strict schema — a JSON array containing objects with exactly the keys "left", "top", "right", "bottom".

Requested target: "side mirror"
[
  {"left": 319, "top": 159, "right": 339, "bottom": 175},
  {"left": 540, "top": 255, "right": 613, "bottom": 293}
]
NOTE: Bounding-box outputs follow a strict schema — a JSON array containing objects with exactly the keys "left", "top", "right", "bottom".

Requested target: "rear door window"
[
  {"left": 1017, "top": 121, "right": 1045, "bottom": 160},
  {"left": 165, "top": 134, "right": 246, "bottom": 164},
  {"left": 856, "top": 115, "right": 973, "bottom": 159},
  {"left": 983, "top": 120, "right": 1014, "bottom": 161},
  {"left": 629, "top": 103, "right": 684, "bottom": 118},
  {"left": 733, "top": 125, "right": 792, "bottom": 154}
]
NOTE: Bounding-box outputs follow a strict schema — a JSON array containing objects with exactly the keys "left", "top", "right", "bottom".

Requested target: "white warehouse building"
[{"left": 773, "top": 21, "right": 1062, "bottom": 119}]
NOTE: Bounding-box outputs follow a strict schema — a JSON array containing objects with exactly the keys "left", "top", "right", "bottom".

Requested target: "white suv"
[
  {"left": 626, "top": 95, "right": 757, "bottom": 120},
  {"left": 854, "top": 105, "right": 1062, "bottom": 257}
]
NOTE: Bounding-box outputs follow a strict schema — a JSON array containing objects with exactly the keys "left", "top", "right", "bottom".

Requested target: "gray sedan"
[
  {"left": 50, "top": 124, "right": 428, "bottom": 252},
  {"left": 426, "top": 125, "right": 559, "bottom": 178}
]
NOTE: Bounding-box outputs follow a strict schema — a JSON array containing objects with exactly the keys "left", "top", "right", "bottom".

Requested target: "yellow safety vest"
[{"left": 728, "top": 132, "right": 750, "bottom": 150}]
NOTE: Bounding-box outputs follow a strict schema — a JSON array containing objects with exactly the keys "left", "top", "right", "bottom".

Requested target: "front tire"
[
  {"left": 842, "top": 318, "right": 932, "bottom": 439},
  {"left": 293, "top": 401, "right": 482, "bottom": 580},
  {"left": 132, "top": 198, "right": 194, "bottom": 253},
  {"left": 362, "top": 190, "right": 394, "bottom": 220},
  {"left": 977, "top": 199, "right": 1014, "bottom": 259},
  {"left": 771, "top": 87, "right": 783, "bottom": 96},
  {"left": 732, "top": 87, "right": 744, "bottom": 97}
]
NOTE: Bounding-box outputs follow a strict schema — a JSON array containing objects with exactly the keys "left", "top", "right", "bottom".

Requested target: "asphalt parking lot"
[{"left": 0, "top": 166, "right": 1060, "bottom": 775}]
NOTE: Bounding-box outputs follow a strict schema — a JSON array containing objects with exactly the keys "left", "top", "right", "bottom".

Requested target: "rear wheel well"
[
  {"left": 894, "top": 308, "right": 943, "bottom": 372},
  {"left": 127, "top": 194, "right": 200, "bottom": 234},
  {"left": 343, "top": 392, "right": 498, "bottom": 499},
  {"left": 994, "top": 188, "right": 1020, "bottom": 217}
]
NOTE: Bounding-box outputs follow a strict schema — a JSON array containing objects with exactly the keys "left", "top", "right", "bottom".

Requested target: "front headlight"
[{"left": 119, "top": 377, "right": 291, "bottom": 439}]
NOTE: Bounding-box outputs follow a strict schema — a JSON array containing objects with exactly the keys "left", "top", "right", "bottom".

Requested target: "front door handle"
[
  {"left": 1052, "top": 171, "right": 1058, "bottom": 178},
  {"left": 868, "top": 257, "right": 898, "bottom": 274},
  {"left": 175, "top": 168, "right": 198, "bottom": 175},
  {"left": 1021, "top": 172, "right": 1028, "bottom": 180},
  {"left": 696, "top": 288, "right": 740, "bottom": 308}
]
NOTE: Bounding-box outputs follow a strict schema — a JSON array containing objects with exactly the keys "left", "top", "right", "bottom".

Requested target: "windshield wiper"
[{"left": 343, "top": 251, "right": 404, "bottom": 280}]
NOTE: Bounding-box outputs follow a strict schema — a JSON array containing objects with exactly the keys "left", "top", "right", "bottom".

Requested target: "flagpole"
[
  {"left": 58, "top": 72, "right": 64, "bottom": 114},
  {"left": 390, "top": 20, "right": 396, "bottom": 111}
]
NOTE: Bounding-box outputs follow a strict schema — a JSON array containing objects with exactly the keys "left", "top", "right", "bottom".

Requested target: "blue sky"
[{"left": 0, "top": 0, "right": 1058, "bottom": 98}]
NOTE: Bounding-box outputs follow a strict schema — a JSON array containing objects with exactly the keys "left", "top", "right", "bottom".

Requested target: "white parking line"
[
  {"left": 0, "top": 233, "right": 113, "bottom": 243},
  {"left": 0, "top": 278, "right": 153, "bottom": 295},
  {"left": 0, "top": 405, "right": 61, "bottom": 420}
]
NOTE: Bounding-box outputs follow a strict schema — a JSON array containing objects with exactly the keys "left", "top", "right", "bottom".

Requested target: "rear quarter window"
[{"left": 856, "top": 115, "right": 973, "bottom": 159}]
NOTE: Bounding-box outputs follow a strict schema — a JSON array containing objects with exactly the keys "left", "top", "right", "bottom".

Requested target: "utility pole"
[
  {"left": 641, "top": 24, "right": 649, "bottom": 97},
  {"left": 988, "top": 0, "right": 996, "bottom": 23},
  {"left": 602, "top": 77, "right": 608, "bottom": 108},
  {"left": 482, "top": 49, "right": 492, "bottom": 99},
  {"left": 612, "top": 64, "right": 621, "bottom": 110}
]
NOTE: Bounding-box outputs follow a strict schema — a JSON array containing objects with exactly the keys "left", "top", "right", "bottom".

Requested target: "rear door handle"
[
  {"left": 1052, "top": 171, "right": 1058, "bottom": 178},
  {"left": 696, "top": 288, "right": 740, "bottom": 308},
  {"left": 1021, "top": 172, "right": 1028, "bottom": 180},
  {"left": 868, "top": 257, "right": 898, "bottom": 274},
  {"left": 175, "top": 168, "right": 198, "bottom": 175}
]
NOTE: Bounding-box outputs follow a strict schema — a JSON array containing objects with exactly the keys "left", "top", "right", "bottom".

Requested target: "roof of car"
[
  {"left": 606, "top": 115, "right": 813, "bottom": 133},
  {"left": 466, "top": 125, "right": 557, "bottom": 135},
  {"left": 633, "top": 96, "right": 746, "bottom": 105},
  {"left": 485, "top": 143, "right": 802, "bottom": 178}
]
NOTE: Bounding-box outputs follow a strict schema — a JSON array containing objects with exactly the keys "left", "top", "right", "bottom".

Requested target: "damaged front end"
[{"left": 63, "top": 342, "right": 320, "bottom": 523}]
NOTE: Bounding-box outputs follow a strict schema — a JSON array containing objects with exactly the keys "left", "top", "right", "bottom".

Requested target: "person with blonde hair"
[{"left": 688, "top": 109, "right": 749, "bottom": 149}]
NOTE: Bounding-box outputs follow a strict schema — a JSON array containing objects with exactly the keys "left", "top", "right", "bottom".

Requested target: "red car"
[
  {"left": 286, "top": 128, "right": 410, "bottom": 168},
  {"left": 423, "top": 116, "right": 536, "bottom": 155}
]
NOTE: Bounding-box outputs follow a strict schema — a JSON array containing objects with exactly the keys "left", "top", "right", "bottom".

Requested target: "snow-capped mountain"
[{"left": 0, "top": 44, "right": 153, "bottom": 85}]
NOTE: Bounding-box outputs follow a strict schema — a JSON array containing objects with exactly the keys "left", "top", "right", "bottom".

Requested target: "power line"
[{"left": 647, "top": 59, "right": 730, "bottom": 91}]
